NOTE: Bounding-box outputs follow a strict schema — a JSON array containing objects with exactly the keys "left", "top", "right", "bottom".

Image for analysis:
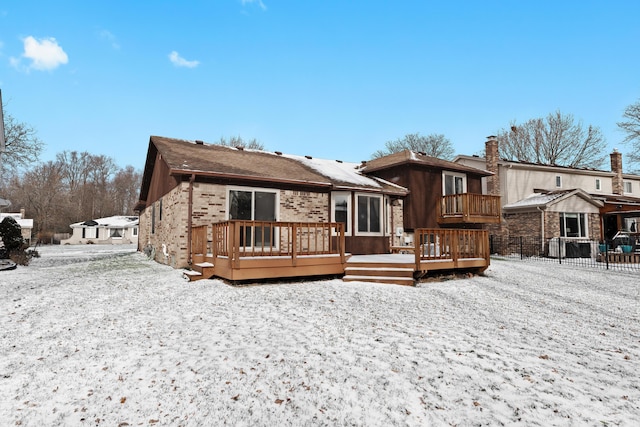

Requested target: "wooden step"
[
  {"left": 345, "top": 266, "right": 413, "bottom": 278},
  {"left": 343, "top": 274, "right": 415, "bottom": 286}
]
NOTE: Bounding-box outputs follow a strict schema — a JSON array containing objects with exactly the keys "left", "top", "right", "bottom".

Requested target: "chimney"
[
  {"left": 485, "top": 136, "right": 500, "bottom": 196},
  {"left": 20, "top": 208, "right": 25, "bottom": 219},
  {"left": 610, "top": 149, "right": 623, "bottom": 195}
]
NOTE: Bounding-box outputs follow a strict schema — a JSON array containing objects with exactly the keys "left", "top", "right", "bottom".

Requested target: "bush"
[{"left": 0, "top": 216, "right": 33, "bottom": 265}]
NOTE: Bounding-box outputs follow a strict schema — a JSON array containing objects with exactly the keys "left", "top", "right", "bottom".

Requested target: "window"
[
  {"left": 624, "top": 181, "right": 632, "bottom": 194},
  {"left": 132, "top": 227, "right": 138, "bottom": 236},
  {"left": 151, "top": 204, "right": 156, "bottom": 234},
  {"left": 442, "top": 172, "right": 466, "bottom": 195},
  {"left": 228, "top": 187, "right": 278, "bottom": 247},
  {"left": 110, "top": 228, "right": 124, "bottom": 238},
  {"left": 356, "top": 194, "right": 382, "bottom": 235},
  {"left": 595, "top": 178, "right": 601, "bottom": 191},
  {"left": 331, "top": 192, "right": 351, "bottom": 234},
  {"left": 82, "top": 227, "right": 98, "bottom": 239},
  {"left": 560, "top": 213, "right": 587, "bottom": 238},
  {"left": 555, "top": 176, "right": 562, "bottom": 188}
]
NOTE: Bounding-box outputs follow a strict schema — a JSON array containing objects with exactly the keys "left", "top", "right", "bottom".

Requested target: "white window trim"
[
  {"left": 226, "top": 186, "right": 280, "bottom": 250},
  {"left": 560, "top": 212, "right": 588, "bottom": 239},
  {"left": 354, "top": 192, "right": 384, "bottom": 236},
  {"left": 225, "top": 186, "right": 280, "bottom": 221},
  {"left": 624, "top": 181, "right": 632, "bottom": 194},
  {"left": 331, "top": 191, "right": 352, "bottom": 236},
  {"left": 442, "top": 171, "right": 467, "bottom": 195}
]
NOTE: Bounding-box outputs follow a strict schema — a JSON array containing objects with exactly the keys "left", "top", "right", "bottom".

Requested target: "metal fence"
[{"left": 489, "top": 235, "right": 640, "bottom": 272}]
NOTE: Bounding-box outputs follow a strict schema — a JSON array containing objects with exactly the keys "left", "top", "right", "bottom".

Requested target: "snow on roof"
[
  {"left": 281, "top": 153, "right": 382, "bottom": 188},
  {"left": 70, "top": 215, "right": 139, "bottom": 228},
  {"left": 504, "top": 189, "right": 602, "bottom": 210},
  {"left": 503, "top": 192, "right": 569, "bottom": 209}
]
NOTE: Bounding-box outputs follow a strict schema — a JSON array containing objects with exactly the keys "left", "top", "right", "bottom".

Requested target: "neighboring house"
[
  {"left": 454, "top": 137, "right": 640, "bottom": 242},
  {"left": 0, "top": 209, "right": 34, "bottom": 245},
  {"left": 61, "top": 216, "right": 139, "bottom": 245},
  {"left": 135, "top": 136, "right": 408, "bottom": 269}
]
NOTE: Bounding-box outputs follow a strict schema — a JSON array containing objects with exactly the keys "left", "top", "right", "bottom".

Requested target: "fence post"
[
  {"left": 520, "top": 236, "right": 524, "bottom": 260},
  {"left": 605, "top": 240, "right": 609, "bottom": 270},
  {"left": 558, "top": 238, "right": 562, "bottom": 264}
]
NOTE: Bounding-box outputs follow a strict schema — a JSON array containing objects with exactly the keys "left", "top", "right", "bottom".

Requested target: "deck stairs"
[
  {"left": 343, "top": 256, "right": 416, "bottom": 286},
  {"left": 184, "top": 258, "right": 215, "bottom": 282}
]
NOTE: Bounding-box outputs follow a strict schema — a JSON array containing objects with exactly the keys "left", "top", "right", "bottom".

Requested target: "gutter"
[{"left": 187, "top": 173, "right": 195, "bottom": 265}]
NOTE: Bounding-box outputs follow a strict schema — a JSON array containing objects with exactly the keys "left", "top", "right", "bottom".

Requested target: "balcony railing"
[
  {"left": 438, "top": 193, "right": 501, "bottom": 224},
  {"left": 413, "top": 228, "right": 490, "bottom": 272}
]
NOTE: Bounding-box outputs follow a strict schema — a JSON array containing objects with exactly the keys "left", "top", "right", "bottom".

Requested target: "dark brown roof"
[
  {"left": 361, "top": 150, "right": 493, "bottom": 176},
  {"left": 139, "top": 136, "right": 408, "bottom": 201}
]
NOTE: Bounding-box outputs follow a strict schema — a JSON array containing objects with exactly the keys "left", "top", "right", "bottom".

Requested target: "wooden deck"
[{"left": 187, "top": 221, "right": 490, "bottom": 285}]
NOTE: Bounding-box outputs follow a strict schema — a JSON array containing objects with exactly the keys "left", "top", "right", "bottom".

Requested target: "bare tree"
[
  {"left": 216, "top": 136, "right": 265, "bottom": 150},
  {"left": 0, "top": 105, "right": 44, "bottom": 177},
  {"left": 372, "top": 133, "right": 455, "bottom": 160},
  {"left": 496, "top": 111, "right": 606, "bottom": 169},
  {"left": 618, "top": 98, "right": 640, "bottom": 167},
  {"left": 110, "top": 166, "right": 142, "bottom": 216},
  {"left": 14, "top": 161, "right": 66, "bottom": 236}
]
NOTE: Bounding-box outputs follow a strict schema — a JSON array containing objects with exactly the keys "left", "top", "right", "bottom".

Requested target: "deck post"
[
  {"left": 292, "top": 223, "right": 298, "bottom": 266},
  {"left": 231, "top": 221, "right": 240, "bottom": 269}
]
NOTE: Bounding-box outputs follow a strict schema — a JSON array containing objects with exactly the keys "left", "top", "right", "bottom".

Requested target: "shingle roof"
[
  {"left": 361, "top": 150, "right": 493, "bottom": 176},
  {"left": 147, "top": 136, "right": 407, "bottom": 195},
  {"left": 503, "top": 189, "right": 603, "bottom": 210}
]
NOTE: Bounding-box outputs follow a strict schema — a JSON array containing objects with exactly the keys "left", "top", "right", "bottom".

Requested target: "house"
[
  {"left": 60, "top": 215, "right": 139, "bottom": 245},
  {"left": 135, "top": 136, "right": 498, "bottom": 283},
  {"left": 454, "top": 137, "right": 640, "bottom": 244},
  {"left": 0, "top": 209, "right": 34, "bottom": 245},
  {"left": 135, "top": 136, "right": 407, "bottom": 270},
  {"left": 360, "top": 150, "right": 501, "bottom": 237}
]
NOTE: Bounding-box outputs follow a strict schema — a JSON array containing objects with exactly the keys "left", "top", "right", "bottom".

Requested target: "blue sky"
[{"left": 1, "top": 0, "right": 639, "bottom": 171}]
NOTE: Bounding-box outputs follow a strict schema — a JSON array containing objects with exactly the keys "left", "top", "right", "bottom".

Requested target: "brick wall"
[{"left": 504, "top": 211, "right": 541, "bottom": 240}]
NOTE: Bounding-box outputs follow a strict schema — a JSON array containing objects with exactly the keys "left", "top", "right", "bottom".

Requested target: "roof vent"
[
  {"left": 237, "top": 146, "right": 244, "bottom": 151},
  {"left": 195, "top": 140, "right": 204, "bottom": 145},
  {"left": 275, "top": 151, "right": 282, "bottom": 155},
  {"left": 418, "top": 151, "right": 426, "bottom": 156},
  {"left": 335, "top": 159, "right": 343, "bottom": 163},
  {"left": 305, "top": 155, "right": 312, "bottom": 159}
]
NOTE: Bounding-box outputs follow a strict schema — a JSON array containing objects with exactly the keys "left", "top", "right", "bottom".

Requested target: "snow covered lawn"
[{"left": 1, "top": 244, "right": 638, "bottom": 426}]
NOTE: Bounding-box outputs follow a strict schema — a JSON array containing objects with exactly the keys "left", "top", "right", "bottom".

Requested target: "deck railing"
[
  {"left": 196, "top": 220, "right": 346, "bottom": 263},
  {"left": 439, "top": 193, "right": 501, "bottom": 223},
  {"left": 414, "top": 228, "right": 489, "bottom": 265}
]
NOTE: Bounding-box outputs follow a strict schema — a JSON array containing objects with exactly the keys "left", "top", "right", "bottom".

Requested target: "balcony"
[{"left": 438, "top": 193, "right": 501, "bottom": 225}]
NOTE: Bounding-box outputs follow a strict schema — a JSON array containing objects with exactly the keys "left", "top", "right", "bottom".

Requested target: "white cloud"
[
  {"left": 168, "top": 51, "right": 200, "bottom": 68},
  {"left": 241, "top": 0, "right": 267, "bottom": 11},
  {"left": 15, "top": 36, "right": 68, "bottom": 71},
  {"left": 98, "top": 29, "right": 120, "bottom": 50}
]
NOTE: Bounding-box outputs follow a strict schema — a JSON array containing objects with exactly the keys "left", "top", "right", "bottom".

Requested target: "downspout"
[
  {"left": 537, "top": 206, "right": 545, "bottom": 252},
  {"left": 187, "top": 174, "right": 195, "bottom": 265}
]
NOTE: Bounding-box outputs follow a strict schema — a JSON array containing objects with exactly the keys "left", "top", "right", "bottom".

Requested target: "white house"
[
  {"left": 0, "top": 209, "right": 34, "bottom": 244},
  {"left": 61, "top": 215, "right": 139, "bottom": 245}
]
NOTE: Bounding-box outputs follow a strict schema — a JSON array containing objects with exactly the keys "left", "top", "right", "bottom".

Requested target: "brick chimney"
[
  {"left": 485, "top": 136, "right": 500, "bottom": 196},
  {"left": 610, "top": 149, "right": 623, "bottom": 195}
]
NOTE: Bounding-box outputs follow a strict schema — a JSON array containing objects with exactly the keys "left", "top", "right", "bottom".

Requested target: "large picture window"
[
  {"left": 356, "top": 194, "right": 382, "bottom": 235},
  {"left": 560, "top": 213, "right": 587, "bottom": 238},
  {"left": 228, "top": 187, "right": 278, "bottom": 247}
]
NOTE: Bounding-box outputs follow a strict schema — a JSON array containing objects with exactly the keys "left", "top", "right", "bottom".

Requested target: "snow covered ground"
[{"left": 1, "top": 244, "right": 638, "bottom": 426}]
